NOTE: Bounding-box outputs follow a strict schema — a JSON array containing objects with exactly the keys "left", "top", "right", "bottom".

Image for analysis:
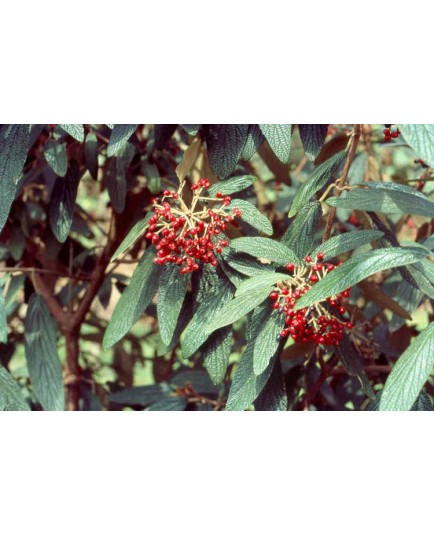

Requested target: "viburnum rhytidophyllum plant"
[
  {"left": 147, "top": 178, "right": 242, "bottom": 274},
  {"left": 270, "top": 253, "right": 353, "bottom": 346}
]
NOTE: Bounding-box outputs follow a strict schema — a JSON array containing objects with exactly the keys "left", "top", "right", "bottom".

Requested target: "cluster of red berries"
[
  {"left": 269, "top": 253, "right": 354, "bottom": 346},
  {"left": 383, "top": 125, "right": 399, "bottom": 142},
  {"left": 145, "top": 179, "right": 242, "bottom": 274}
]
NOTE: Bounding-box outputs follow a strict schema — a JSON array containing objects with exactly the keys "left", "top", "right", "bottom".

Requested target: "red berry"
[
  {"left": 286, "top": 263, "right": 295, "bottom": 271},
  {"left": 305, "top": 255, "right": 312, "bottom": 263},
  {"left": 316, "top": 252, "right": 324, "bottom": 261}
]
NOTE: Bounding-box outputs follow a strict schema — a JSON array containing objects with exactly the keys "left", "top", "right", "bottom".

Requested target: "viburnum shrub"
[{"left": 1, "top": 123, "right": 434, "bottom": 412}]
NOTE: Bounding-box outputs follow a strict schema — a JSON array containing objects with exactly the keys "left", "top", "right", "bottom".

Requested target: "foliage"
[{"left": 0, "top": 123, "right": 434, "bottom": 411}]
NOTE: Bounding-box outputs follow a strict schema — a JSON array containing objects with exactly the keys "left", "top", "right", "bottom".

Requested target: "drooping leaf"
[
  {"left": 204, "top": 124, "right": 249, "bottom": 178},
  {"left": 0, "top": 124, "right": 31, "bottom": 233},
  {"left": 49, "top": 159, "right": 81, "bottom": 242},
  {"left": 106, "top": 141, "right": 135, "bottom": 213},
  {"left": 84, "top": 132, "right": 99, "bottom": 180},
  {"left": 253, "top": 305, "right": 285, "bottom": 375},
  {"left": 289, "top": 150, "right": 346, "bottom": 217},
  {"left": 203, "top": 327, "right": 233, "bottom": 384},
  {"left": 224, "top": 251, "right": 274, "bottom": 277},
  {"left": 254, "top": 358, "right": 287, "bottom": 411},
  {"left": 43, "top": 139, "right": 68, "bottom": 177},
  {"left": 111, "top": 213, "right": 152, "bottom": 262},
  {"left": 259, "top": 124, "right": 292, "bottom": 164},
  {"left": 298, "top": 124, "right": 329, "bottom": 161},
  {"left": 0, "top": 293, "right": 7, "bottom": 343},
  {"left": 208, "top": 175, "right": 256, "bottom": 197},
  {"left": 24, "top": 294, "right": 64, "bottom": 411},
  {"left": 146, "top": 395, "right": 187, "bottom": 411},
  {"left": 0, "top": 365, "right": 30, "bottom": 411},
  {"left": 103, "top": 248, "right": 162, "bottom": 349},
  {"left": 229, "top": 237, "right": 300, "bottom": 265},
  {"left": 327, "top": 182, "right": 434, "bottom": 217},
  {"left": 295, "top": 247, "right": 428, "bottom": 311},
  {"left": 227, "top": 198, "right": 273, "bottom": 236},
  {"left": 206, "top": 287, "right": 271, "bottom": 334},
  {"left": 411, "top": 391, "right": 433, "bottom": 411},
  {"left": 335, "top": 334, "right": 374, "bottom": 399},
  {"left": 310, "top": 230, "right": 384, "bottom": 261},
  {"left": 235, "top": 272, "right": 285, "bottom": 297},
  {"left": 390, "top": 279, "right": 424, "bottom": 332},
  {"left": 283, "top": 201, "right": 322, "bottom": 259},
  {"left": 397, "top": 124, "right": 434, "bottom": 168},
  {"left": 59, "top": 124, "right": 84, "bottom": 142},
  {"left": 157, "top": 264, "right": 191, "bottom": 345},
  {"left": 107, "top": 124, "right": 138, "bottom": 157},
  {"left": 241, "top": 125, "right": 265, "bottom": 160},
  {"left": 109, "top": 384, "right": 171, "bottom": 408},
  {"left": 380, "top": 322, "right": 434, "bottom": 411}
]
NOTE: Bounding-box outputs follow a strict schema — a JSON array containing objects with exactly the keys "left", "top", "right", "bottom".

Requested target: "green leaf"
[
  {"left": 48, "top": 159, "right": 81, "bottom": 242},
  {"left": 298, "top": 124, "right": 328, "bottom": 161},
  {"left": 289, "top": 151, "right": 346, "bottom": 217},
  {"left": 224, "top": 251, "right": 274, "bottom": 277},
  {"left": 397, "top": 124, "right": 434, "bottom": 168},
  {"left": 0, "top": 293, "right": 7, "bottom": 343},
  {"left": 109, "top": 384, "right": 171, "bottom": 408},
  {"left": 107, "top": 124, "right": 138, "bottom": 157},
  {"left": 335, "top": 334, "right": 374, "bottom": 399},
  {"left": 380, "top": 322, "right": 434, "bottom": 411},
  {"left": 181, "top": 278, "right": 234, "bottom": 358},
  {"left": 228, "top": 198, "right": 273, "bottom": 236},
  {"left": 230, "top": 237, "right": 300, "bottom": 265},
  {"left": 43, "top": 140, "right": 67, "bottom": 177},
  {"left": 208, "top": 175, "right": 256, "bottom": 197},
  {"left": 0, "top": 365, "right": 30, "bottom": 411},
  {"left": 103, "top": 248, "right": 162, "bottom": 349},
  {"left": 253, "top": 307, "right": 285, "bottom": 375},
  {"left": 24, "top": 294, "right": 64, "bottom": 411},
  {"left": 204, "top": 124, "right": 249, "bottom": 178},
  {"left": 180, "top": 124, "right": 200, "bottom": 136},
  {"left": 411, "top": 391, "right": 433, "bottom": 411},
  {"left": 283, "top": 201, "right": 322, "bottom": 259},
  {"left": 59, "top": 124, "right": 84, "bottom": 142},
  {"left": 259, "top": 124, "right": 292, "bottom": 163},
  {"left": 327, "top": 182, "right": 434, "bottom": 217},
  {"left": 111, "top": 213, "right": 152, "bottom": 262},
  {"left": 254, "top": 358, "right": 287, "bottom": 411},
  {"left": 0, "top": 124, "right": 31, "bottom": 233},
  {"left": 295, "top": 247, "right": 428, "bottom": 311},
  {"left": 206, "top": 287, "right": 271, "bottom": 334},
  {"left": 311, "top": 230, "right": 384, "bottom": 261},
  {"left": 203, "top": 327, "right": 233, "bottom": 384},
  {"left": 84, "top": 132, "right": 99, "bottom": 180},
  {"left": 235, "top": 272, "right": 285, "bottom": 297},
  {"left": 146, "top": 395, "right": 186, "bottom": 411},
  {"left": 106, "top": 142, "right": 135, "bottom": 213},
  {"left": 241, "top": 125, "right": 265, "bottom": 160},
  {"left": 157, "top": 264, "right": 191, "bottom": 345}
]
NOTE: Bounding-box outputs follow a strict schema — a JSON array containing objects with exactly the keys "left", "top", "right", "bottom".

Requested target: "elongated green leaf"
[
  {"left": 103, "top": 248, "right": 161, "bottom": 349},
  {"left": 49, "top": 159, "right": 81, "bottom": 242},
  {"left": 253, "top": 308, "right": 285, "bottom": 375},
  {"left": 289, "top": 151, "right": 346, "bottom": 217},
  {"left": 44, "top": 140, "right": 67, "bottom": 177},
  {"left": 235, "top": 272, "right": 285, "bottom": 297},
  {"left": 157, "top": 264, "right": 190, "bottom": 345},
  {"left": 181, "top": 278, "right": 235, "bottom": 358},
  {"left": 295, "top": 247, "right": 428, "bottom": 311},
  {"left": 380, "top": 322, "right": 434, "bottom": 411},
  {"left": 0, "top": 365, "right": 30, "bottom": 411},
  {"left": 298, "top": 124, "right": 328, "bottom": 161},
  {"left": 0, "top": 124, "right": 31, "bottom": 233},
  {"left": 254, "top": 358, "right": 287, "bottom": 411},
  {"left": 24, "top": 294, "right": 64, "bottom": 411},
  {"left": 146, "top": 395, "right": 187, "bottom": 411},
  {"left": 111, "top": 213, "right": 152, "bottom": 262},
  {"left": 390, "top": 279, "right": 424, "bottom": 332},
  {"left": 107, "top": 142, "right": 135, "bottom": 213},
  {"left": 109, "top": 384, "right": 171, "bottom": 408},
  {"left": 228, "top": 198, "right": 272, "bottom": 236},
  {"left": 204, "top": 124, "right": 249, "bottom": 178},
  {"left": 327, "top": 182, "right": 434, "bottom": 217},
  {"left": 230, "top": 237, "right": 300, "bottom": 265},
  {"left": 241, "top": 125, "right": 265, "bottom": 160},
  {"left": 224, "top": 251, "right": 274, "bottom": 277},
  {"left": 259, "top": 124, "right": 292, "bottom": 163},
  {"left": 59, "top": 124, "right": 84, "bottom": 142},
  {"left": 203, "top": 327, "right": 233, "bottom": 384},
  {"left": 311, "top": 230, "right": 384, "bottom": 261},
  {"left": 208, "top": 175, "right": 256, "bottom": 197},
  {"left": 206, "top": 287, "right": 271, "bottom": 334},
  {"left": 0, "top": 293, "right": 7, "bottom": 343},
  {"left": 84, "top": 132, "right": 99, "bottom": 180},
  {"left": 283, "top": 201, "right": 322, "bottom": 259},
  {"left": 107, "top": 124, "right": 138, "bottom": 157},
  {"left": 397, "top": 124, "right": 434, "bottom": 168},
  {"left": 411, "top": 392, "right": 433, "bottom": 411},
  {"left": 335, "top": 334, "right": 374, "bottom": 399}
]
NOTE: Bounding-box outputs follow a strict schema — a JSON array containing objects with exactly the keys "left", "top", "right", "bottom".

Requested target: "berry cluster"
[
  {"left": 383, "top": 125, "right": 400, "bottom": 142},
  {"left": 146, "top": 179, "right": 242, "bottom": 274},
  {"left": 269, "top": 253, "right": 353, "bottom": 346}
]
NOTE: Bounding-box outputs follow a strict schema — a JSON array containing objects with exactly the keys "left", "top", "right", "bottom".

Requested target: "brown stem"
[
  {"left": 64, "top": 329, "right": 81, "bottom": 411},
  {"left": 322, "top": 125, "right": 362, "bottom": 242}
]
